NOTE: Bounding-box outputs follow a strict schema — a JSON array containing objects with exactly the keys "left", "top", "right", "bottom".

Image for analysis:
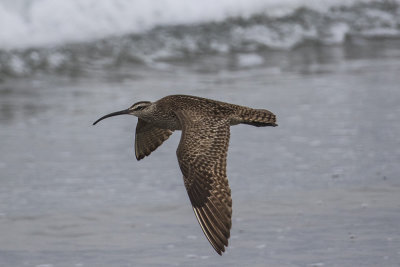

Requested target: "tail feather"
[{"left": 239, "top": 108, "right": 277, "bottom": 127}]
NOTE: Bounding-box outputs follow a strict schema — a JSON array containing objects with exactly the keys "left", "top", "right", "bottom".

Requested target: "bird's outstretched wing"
[
  {"left": 175, "top": 110, "right": 232, "bottom": 255},
  {"left": 135, "top": 118, "right": 173, "bottom": 160}
]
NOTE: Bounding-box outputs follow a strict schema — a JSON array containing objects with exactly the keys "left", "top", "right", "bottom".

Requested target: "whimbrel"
[{"left": 93, "top": 95, "right": 277, "bottom": 255}]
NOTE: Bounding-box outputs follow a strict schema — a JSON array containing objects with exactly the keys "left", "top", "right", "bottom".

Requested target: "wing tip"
[
  {"left": 192, "top": 207, "right": 229, "bottom": 256},
  {"left": 135, "top": 151, "right": 145, "bottom": 161}
]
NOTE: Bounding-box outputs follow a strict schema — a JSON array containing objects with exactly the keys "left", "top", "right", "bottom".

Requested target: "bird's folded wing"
[
  {"left": 135, "top": 118, "right": 173, "bottom": 160},
  {"left": 175, "top": 110, "right": 232, "bottom": 255}
]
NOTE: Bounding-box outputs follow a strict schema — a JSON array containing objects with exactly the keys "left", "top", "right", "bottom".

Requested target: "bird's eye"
[
  {"left": 133, "top": 105, "right": 145, "bottom": 111},
  {"left": 129, "top": 101, "right": 151, "bottom": 111}
]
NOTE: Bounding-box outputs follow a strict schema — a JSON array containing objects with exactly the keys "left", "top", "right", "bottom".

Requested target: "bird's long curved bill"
[{"left": 93, "top": 109, "right": 130, "bottom": 125}]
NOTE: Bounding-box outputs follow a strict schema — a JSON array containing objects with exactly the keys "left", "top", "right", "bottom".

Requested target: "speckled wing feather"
[
  {"left": 135, "top": 118, "right": 173, "bottom": 160},
  {"left": 175, "top": 110, "right": 232, "bottom": 255}
]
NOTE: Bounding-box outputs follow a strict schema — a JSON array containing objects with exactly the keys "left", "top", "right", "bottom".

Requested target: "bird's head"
[{"left": 93, "top": 101, "right": 153, "bottom": 125}]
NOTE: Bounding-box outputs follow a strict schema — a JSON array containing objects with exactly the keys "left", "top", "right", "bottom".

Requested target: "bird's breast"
[{"left": 141, "top": 114, "right": 182, "bottom": 131}]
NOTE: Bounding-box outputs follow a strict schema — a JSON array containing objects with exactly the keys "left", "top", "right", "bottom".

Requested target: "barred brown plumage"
[{"left": 93, "top": 94, "right": 277, "bottom": 255}]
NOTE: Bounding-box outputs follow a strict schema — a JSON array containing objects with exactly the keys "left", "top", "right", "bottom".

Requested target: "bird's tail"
[{"left": 238, "top": 108, "right": 277, "bottom": 127}]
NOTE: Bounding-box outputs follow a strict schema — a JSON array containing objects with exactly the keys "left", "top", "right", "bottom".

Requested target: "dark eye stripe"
[
  {"left": 129, "top": 101, "right": 151, "bottom": 111},
  {"left": 134, "top": 105, "right": 145, "bottom": 111}
]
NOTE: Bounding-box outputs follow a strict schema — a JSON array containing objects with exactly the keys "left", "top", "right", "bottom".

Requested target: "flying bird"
[{"left": 93, "top": 94, "right": 277, "bottom": 255}]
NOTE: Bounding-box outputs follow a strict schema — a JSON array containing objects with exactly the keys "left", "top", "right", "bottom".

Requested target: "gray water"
[{"left": 1, "top": 40, "right": 400, "bottom": 266}]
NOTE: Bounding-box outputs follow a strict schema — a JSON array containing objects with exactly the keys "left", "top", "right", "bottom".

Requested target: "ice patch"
[
  {"left": 9, "top": 55, "right": 26, "bottom": 74},
  {"left": 325, "top": 23, "right": 350, "bottom": 44},
  {"left": 233, "top": 24, "right": 310, "bottom": 50},
  {"left": 237, "top": 53, "right": 264, "bottom": 68},
  {"left": 361, "top": 28, "right": 400, "bottom": 37},
  {"left": 48, "top": 53, "right": 67, "bottom": 68}
]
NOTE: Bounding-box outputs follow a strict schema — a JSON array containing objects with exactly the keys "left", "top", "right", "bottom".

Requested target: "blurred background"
[{"left": 1, "top": 0, "right": 400, "bottom": 266}]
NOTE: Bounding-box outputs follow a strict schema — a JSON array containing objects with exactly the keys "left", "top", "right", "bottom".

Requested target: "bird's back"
[{"left": 155, "top": 95, "right": 276, "bottom": 127}]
